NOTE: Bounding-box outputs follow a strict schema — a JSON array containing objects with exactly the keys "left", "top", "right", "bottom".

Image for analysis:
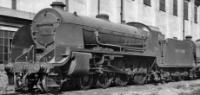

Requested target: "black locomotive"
[{"left": 7, "top": 2, "right": 200, "bottom": 93}]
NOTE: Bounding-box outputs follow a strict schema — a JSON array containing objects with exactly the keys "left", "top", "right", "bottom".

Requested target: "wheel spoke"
[
  {"left": 96, "top": 73, "right": 113, "bottom": 88},
  {"left": 115, "top": 74, "right": 129, "bottom": 86},
  {"left": 133, "top": 74, "right": 146, "bottom": 84},
  {"left": 40, "top": 75, "right": 61, "bottom": 93},
  {"left": 79, "top": 75, "right": 93, "bottom": 90}
]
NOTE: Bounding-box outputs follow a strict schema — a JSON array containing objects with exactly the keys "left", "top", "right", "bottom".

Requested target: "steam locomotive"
[{"left": 7, "top": 2, "right": 200, "bottom": 93}]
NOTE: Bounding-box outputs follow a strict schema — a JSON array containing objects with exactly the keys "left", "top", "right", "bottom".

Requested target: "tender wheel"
[
  {"left": 96, "top": 73, "right": 113, "bottom": 88},
  {"left": 40, "top": 75, "right": 61, "bottom": 93},
  {"left": 79, "top": 75, "right": 94, "bottom": 90},
  {"left": 115, "top": 74, "right": 129, "bottom": 86},
  {"left": 133, "top": 74, "right": 146, "bottom": 84}
]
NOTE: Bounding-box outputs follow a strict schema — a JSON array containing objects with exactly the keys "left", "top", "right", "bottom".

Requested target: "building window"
[
  {"left": 184, "top": 0, "right": 189, "bottom": 20},
  {"left": 159, "top": 0, "right": 166, "bottom": 12},
  {"left": 194, "top": 6, "right": 198, "bottom": 23},
  {"left": 0, "top": 30, "right": 13, "bottom": 64},
  {"left": 144, "top": 0, "right": 151, "bottom": 6},
  {"left": 173, "top": 0, "right": 178, "bottom": 16}
]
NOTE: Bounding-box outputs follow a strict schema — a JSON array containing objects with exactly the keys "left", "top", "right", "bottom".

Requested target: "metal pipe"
[
  {"left": 2, "top": 31, "right": 4, "bottom": 64},
  {"left": 12, "top": 0, "right": 17, "bottom": 10},
  {"left": 183, "top": 0, "right": 187, "bottom": 39},
  {"left": 65, "top": 0, "right": 69, "bottom": 11},
  {"left": 95, "top": 30, "right": 122, "bottom": 51},
  {"left": 120, "top": 0, "right": 124, "bottom": 23},
  {"left": 183, "top": 7, "right": 185, "bottom": 40},
  {"left": 97, "top": 0, "right": 100, "bottom": 14}
]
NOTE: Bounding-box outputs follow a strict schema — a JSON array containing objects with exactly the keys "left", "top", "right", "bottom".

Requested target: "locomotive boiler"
[{"left": 8, "top": 2, "right": 199, "bottom": 93}]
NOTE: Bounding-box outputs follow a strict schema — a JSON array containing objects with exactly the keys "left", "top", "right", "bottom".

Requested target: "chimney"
[
  {"left": 185, "top": 35, "right": 192, "bottom": 41},
  {"left": 50, "top": 1, "right": 66, "bottom": 10},
  {"left": 96, "top": 14, "right": 110, "bottom": 21}
]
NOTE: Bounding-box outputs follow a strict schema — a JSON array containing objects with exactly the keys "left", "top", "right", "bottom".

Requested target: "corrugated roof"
[{"left": 0, "top": 7, "right": 35, "bottom": 20}]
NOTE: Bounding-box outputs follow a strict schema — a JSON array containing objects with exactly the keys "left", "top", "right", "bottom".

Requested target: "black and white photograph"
[{"left": 1, "top": 0, "right": 200, "bottom": 95}]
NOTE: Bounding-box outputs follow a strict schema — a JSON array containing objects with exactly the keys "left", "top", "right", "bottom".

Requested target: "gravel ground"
[
  {"left": 5, "top": 79, "right": 200, "bottom": 95},
  {"left": 60, "top": 80, "right": 200, "bottom": 95}
]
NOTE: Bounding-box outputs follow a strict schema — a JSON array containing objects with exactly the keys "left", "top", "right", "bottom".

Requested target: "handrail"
[
  {"left": 95, "top": 30, "right": 122, "bottom": 51},
  {"left": 15, "top": 45, "right": 34, "bottom": 62},
  {"left": 95, "top": 30, "right": 145, "bottom": 52}
]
